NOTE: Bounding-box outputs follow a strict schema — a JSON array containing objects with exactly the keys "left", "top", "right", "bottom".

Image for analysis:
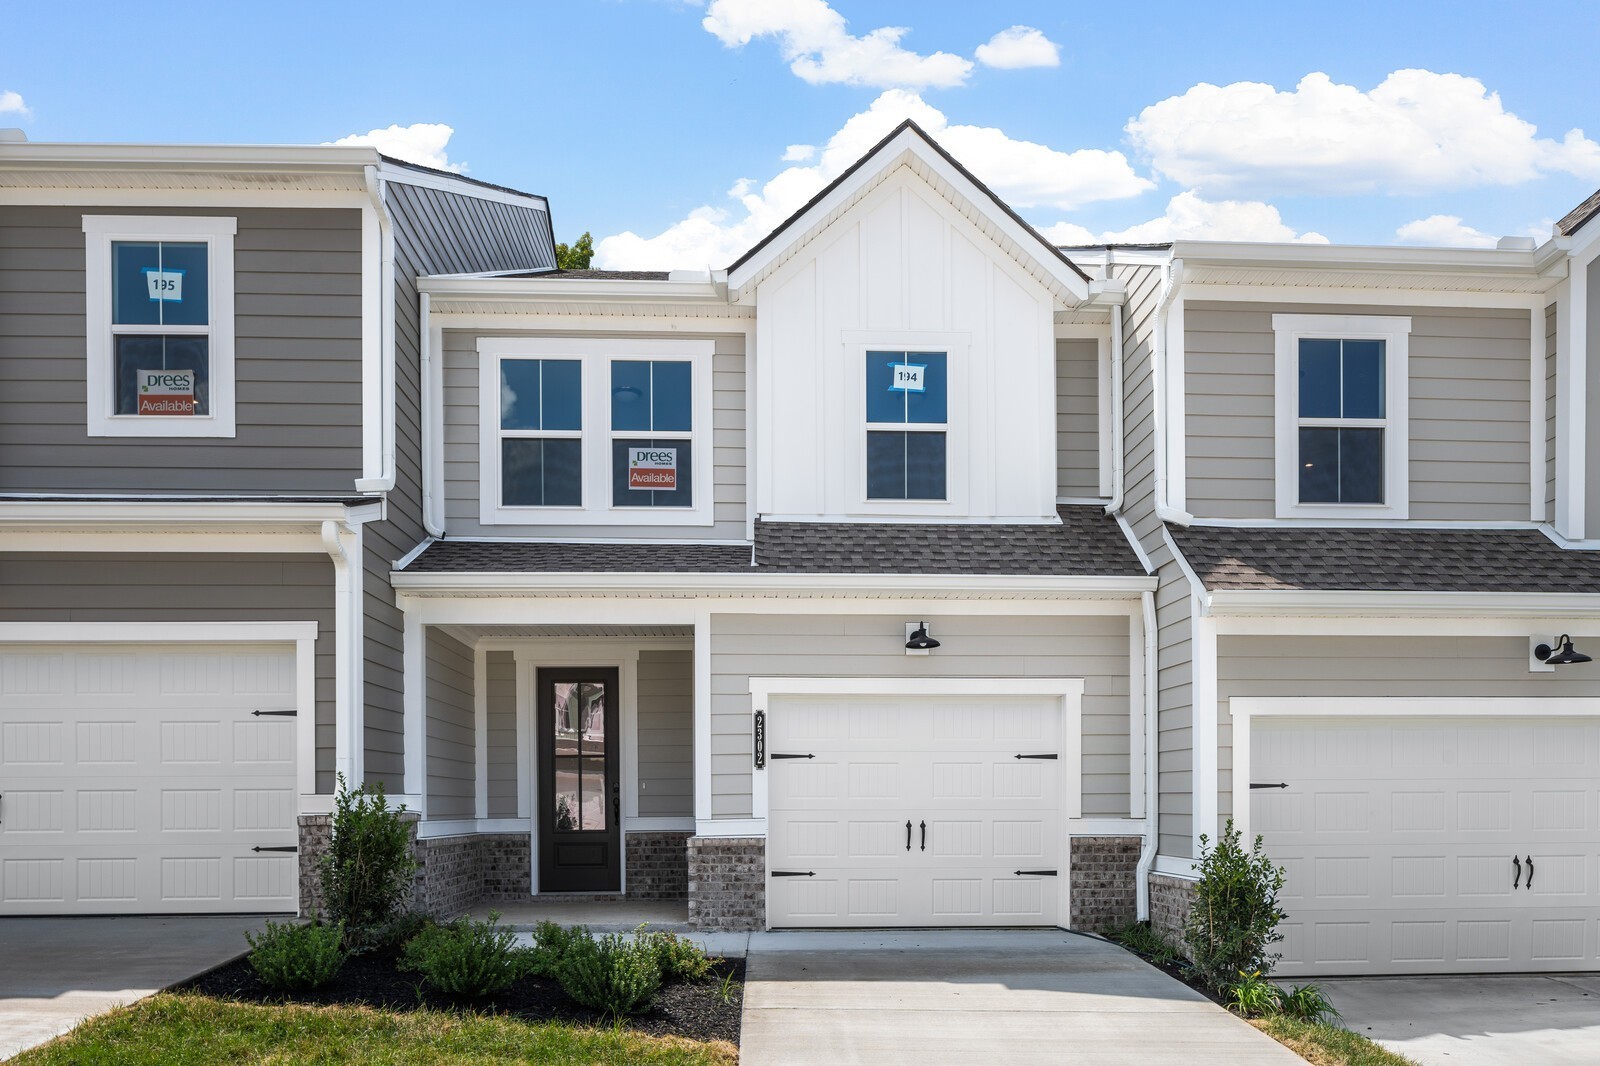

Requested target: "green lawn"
[
  {"left": 13, "top": 994, "right": 738, "bottom": 1066},
  {"left": 1252, "top": 1015, "right": 1420, "bottom": 1066}
]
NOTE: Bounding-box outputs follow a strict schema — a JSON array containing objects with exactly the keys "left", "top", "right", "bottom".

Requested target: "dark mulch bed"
[{"left": 177, "top": 947, "right": 744, "bottom": 1046}]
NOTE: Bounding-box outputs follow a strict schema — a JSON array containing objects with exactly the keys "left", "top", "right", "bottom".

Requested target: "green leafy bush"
[
  {"left": 245, "top": 919, "right": 346, "bottom": 991},
  {"left": 1184, "top": 819, "right": 1287, "bottom": 993},
  {"left": 1109, "top": 921, "right": 1183, "bottom": 967},
  {"left": 319, "top": 775, "right": 417, "bottom": 947},
  {"left": 556, "top": 931, "right": 662, "bottom": 1016},
  {"left": 371, "top": 911, "right": 436, "bottom": 954},
  {"left": 525, "top": 920, "right": 592, "bottom": 978},
  {"left": 1226, "top": 970, "right": 1283, "bottom": 1018},
  {"left": 400, "top": 912, "right": 532, "bottom": 999},
  {"left": 637, "top": 927, "right": 715, "bottom": 983},
  {"left": 1279, "top": 982, "right": 1341, "bottom": 1024}
]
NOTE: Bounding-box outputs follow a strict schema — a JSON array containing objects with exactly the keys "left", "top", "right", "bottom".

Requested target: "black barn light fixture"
[
  {"left": 905, "top": 622, "right": 941, "bottom": 652},
  {"left": 1535, "top": 634, "right": 1592, "bottom": 666}
]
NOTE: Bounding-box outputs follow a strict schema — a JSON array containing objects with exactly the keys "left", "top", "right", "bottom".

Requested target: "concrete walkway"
[
  {"left": 0, "top": 915, "right": 266, "bottom": 1060},
  {"left": 1325, "top": 973, "right": 1600, "bottom": 1066},
  {"left": 739, "top": 929, "right": 1306, "bottom": 1066}
]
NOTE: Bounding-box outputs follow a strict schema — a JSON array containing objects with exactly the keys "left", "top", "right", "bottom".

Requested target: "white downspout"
[
  {"left": 419, "top": 291, "right": 445, "bottom": 539},
  {"left": 322, "top": 519, "right": 364, "bottom": 787},
  {"left": 356, "top": 165, "right": 397, "bottom": 494},
  {"left": 1135, "top": 587, "right": 1159, "bottom": 919},
  {"left": 1104, "top": 253, "right": 1127, "bottom": 515},
  {"left": 1153, "top": 257, "right": 1193, "bottom": 526}
]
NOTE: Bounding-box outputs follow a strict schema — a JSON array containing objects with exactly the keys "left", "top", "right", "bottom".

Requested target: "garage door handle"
[
  {"left": 906, "top": 820, "right": 912, "bottom": 851},
  {"left": 920, "top": 821, "right": 927, "bottom": 851},
  {"left": 1512, "top": 855, "right": 1521, "bottom": 888},
  {"left": 1525, "top": 855, "right": 1534, "bottom": 890}
]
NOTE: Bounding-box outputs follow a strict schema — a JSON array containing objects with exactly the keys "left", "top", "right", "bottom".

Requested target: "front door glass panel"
[{"left": 551, "top": 680, "right": 609, "bottom": 831}]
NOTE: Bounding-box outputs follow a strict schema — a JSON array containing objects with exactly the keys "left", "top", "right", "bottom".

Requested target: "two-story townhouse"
[
  {"left": 1112, "top": 220, "right": 1600, "bottom": 977},
  {"left": 0, "top": 131, "right": 556, "bottom": 915}
]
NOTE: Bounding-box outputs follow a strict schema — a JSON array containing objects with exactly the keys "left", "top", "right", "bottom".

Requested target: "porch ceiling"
[{"left": 438, "top": 624, "right": 694, "bottom": 640}]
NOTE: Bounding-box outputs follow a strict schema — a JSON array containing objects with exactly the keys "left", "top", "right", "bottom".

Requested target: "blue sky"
[{"left": 5, "top": 0, "right": 1599, "bottom": 267}]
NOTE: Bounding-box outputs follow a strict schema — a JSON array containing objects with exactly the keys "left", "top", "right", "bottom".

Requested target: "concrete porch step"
[{"left": 471, "top": 898, "right": 690, "bottom": 934}]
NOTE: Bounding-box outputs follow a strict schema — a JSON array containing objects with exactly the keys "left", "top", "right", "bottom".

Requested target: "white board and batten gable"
[{"left": 737, "top": 121, "right": 1091, "bottom": 524}]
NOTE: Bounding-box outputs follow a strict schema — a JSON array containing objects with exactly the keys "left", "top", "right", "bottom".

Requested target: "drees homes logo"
[
  {"left": 628, "top": 446, "right": 677, "bottom": 490},
  {"left": 138, "top": 369, "right": 195, "bottom": 416}
]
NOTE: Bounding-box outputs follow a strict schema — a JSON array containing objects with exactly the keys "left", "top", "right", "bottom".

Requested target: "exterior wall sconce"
[
  {"left": 1534, "top": 634, "right": 1592, "bottom": 667},
  {"left": 905, "top": 621, "right": 940, "bottom": 655}
]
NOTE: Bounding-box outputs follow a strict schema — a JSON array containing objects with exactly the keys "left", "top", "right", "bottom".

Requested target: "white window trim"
[
  {"left": 1273, "top": 314, "right": 1410, "bottom": 520},
  {"left": 844, "top": 330, "right": 970, "bottom": 517},
  {"left": 82, "top": 215, "right": 237, "bottom": 438},
  {"left": 477, "top": 336, "right": 715, "bottom": 526}
]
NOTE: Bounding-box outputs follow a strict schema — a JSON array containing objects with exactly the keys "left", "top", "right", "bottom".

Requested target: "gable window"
[
  {"left": 478, "top": 337, "right": 714, "bottom": 526},
  {"left": 83, "top": 215, "right": 236, "bottom": 438},
  {"left": 499, "top": 359, "right": 583, "bottom": 506},
  {"left": 1273, "top": 314, "right": 1410, "bottom": 520},
  {"left": 865, "top": 351, "right": 948, "bottom": 500}
]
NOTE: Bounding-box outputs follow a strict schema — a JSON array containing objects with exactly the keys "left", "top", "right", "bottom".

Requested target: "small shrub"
[
  {"left": 399, "top": 912, "right": 532, "bottom": 999},
  {"left": 371, "top": 911, "right": 436, "bottom": 954},
  {"left": 637, "top": 926, "right": 715, "bottom": 982},
  {"left": 557, "top": 931, "right": 662, "bottom": 1016},
  {"left": 1184, "top": 819, "right": 1287, "bottom": 993},
  {"left": 1226, "top": 970, "right": 1283, "bottom": 1018},
  {"left": 526, "top": 920, "right": 593, "bottom": 978},
  {"left": 319, "top": 775, "right": 417, "bottom": 948},
  {"left": 1110, "top": 921, "right": 1182, "bottom": 967},
  {"left": 245, "top": 919, "right": 346, "bottom": 991},
  {"left": 1279, "top": 982, "right": 1341, "bottom": 1024}
]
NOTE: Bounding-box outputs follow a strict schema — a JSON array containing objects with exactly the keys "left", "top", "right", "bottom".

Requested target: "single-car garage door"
[
  {"left": 766, "top": 694, "right": 1063, "bottom": 927},
  {"left": 0, "top": 644, "right": 300, "bottom": 915},
  {"left": 1255, "top": 715, "right": 1600, "bottom": 976}
]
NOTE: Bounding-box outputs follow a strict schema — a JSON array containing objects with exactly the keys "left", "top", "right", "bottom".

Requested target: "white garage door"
[
  {"left": 1255, "top": 716, "right": 1600, "bottom": 976},
  {"left": 0, "top": 644, "right": 300, "bottom": 915},
  {"left": 766, "top": 695, "right": 1062, "bottom": 928}
]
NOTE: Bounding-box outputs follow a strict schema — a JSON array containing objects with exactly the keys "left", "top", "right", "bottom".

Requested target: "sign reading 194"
[
  {"left": 143, "top": 267, "right": 185, "bottom": 303},
  {"left": 889, "top": 362, "right": 926, "bottom": 393}
]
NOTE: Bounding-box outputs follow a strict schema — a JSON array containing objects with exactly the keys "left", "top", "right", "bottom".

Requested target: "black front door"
[{"left": 537, "top": 668, "right": 621, "bottom": 892}]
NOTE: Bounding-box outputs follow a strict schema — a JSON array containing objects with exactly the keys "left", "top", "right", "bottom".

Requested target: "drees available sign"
[
  {"left": 138, "top": 369, "right": 195, "bottom": 416},
  {"left": 627, "top": 446, "right": 677, "bottom": 490}
]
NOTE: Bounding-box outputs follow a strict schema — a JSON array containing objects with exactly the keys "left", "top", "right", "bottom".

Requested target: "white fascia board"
[
  {"left": 1171, "top": 239, "right": 1547, "bottom": 276},
  {"left": 726, "top": 131, "right": 1090, "bottom": 302},
  {"left": 389, "top": 571, "right": 1156, "bottom": 595},
  {"left": 0, "top": 142, "right": 380, "bottom": 170},
  {"left": 418, "top": 275, "right": 726, "bottom": 304},
  {"left": 0, "top": 499, "right": 384, "bottom": 527},
  {"left": 1207, "top": 588, "right": 1600, "bottom": 618}
]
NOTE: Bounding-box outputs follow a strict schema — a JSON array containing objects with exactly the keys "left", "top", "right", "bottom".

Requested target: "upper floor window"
[
  {"left": 866, "top": 350, "right": 948, "bottom": 500},
  {"left": 1273, "top": 314, "right": 1410, "bottom": 520},
  {"left": 83, "top": 215, "right": 236, "bottom": 438},
  {"left": 478, "top": 337, "right": 714, "bottom": 526}
]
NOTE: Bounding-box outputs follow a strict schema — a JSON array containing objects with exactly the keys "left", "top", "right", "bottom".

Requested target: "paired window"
[
  {"left": 83, "top": 216, "right": 236, "bottom": 438},
  {"left": 479, "top": 338, "right": 713, "bottom": 526},
  {"left": 865, "top": 350, "right": 948, "bottom": 500},
  {"left": 1273, "top": 315, "right": 1410, "bottom": 520}
]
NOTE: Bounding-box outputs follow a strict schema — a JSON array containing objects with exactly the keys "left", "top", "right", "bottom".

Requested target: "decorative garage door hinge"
[
  {"left": 769, "top": 753, "right": 815, "bottom": 760},
  {"left": 1014, "top": 869, "right": 1058, "bottom": 877},
  {"left": 1249, "top": 782, "right": 1288, "bottom": 789},
  {"left": 1014, "top": 753, "right": 1058, "bottom": 760},
  {"left": 771, "top": 870, "right": 816, "bottom": 877},
  {"left": 251, "top": 845, "right": 299, "bottom": 853},
  {"left": 753, "top": 710, "right": 765, "bottom": 768},
  {"left": 251, "top": 709, "right": 297, "bottom": 717}
]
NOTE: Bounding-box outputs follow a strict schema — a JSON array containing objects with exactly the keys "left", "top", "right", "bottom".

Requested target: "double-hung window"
[
  {"left": 865, "top": 350, "right": 948, "bottom": 500},
  {"left": 83, "top": 215, "right": 236, "bottom": 437},
  {"left": 478, "top": 337, "right": 713, "bottom": 525},
  {"left": 1274, "top": 314, "right": 1410, "bottom": 519}
]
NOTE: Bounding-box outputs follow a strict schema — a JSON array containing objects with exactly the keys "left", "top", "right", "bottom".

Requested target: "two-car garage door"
[
  {"left": 0, "top": 644, "right": 300, "bottom": 915},
  {"left": 766, "top": 694, "right": 1063, "bottom": 927},
  {"left": 1256, "top": 715, "right": 1600, "bottom": 976}
]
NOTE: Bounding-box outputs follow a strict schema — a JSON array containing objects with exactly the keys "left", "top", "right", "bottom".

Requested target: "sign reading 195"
[{"left": 143, "top": 267, "right": 186, "bottom": 303}]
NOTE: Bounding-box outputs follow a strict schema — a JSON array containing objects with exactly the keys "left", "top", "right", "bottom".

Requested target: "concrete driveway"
[
  {"left": 0, "top": 916, "right": 266, "bottom": 1060},
  {"left": 1325, "top": 973, "right": 1600, "bottom": 1066},
  {"left": 739, "top": 929, "right": 1304, "bottom": 1066}
]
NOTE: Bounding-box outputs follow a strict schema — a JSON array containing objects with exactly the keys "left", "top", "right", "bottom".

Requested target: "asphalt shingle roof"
[
  {"left": 1558, "top": 187, "right": 1600, "bottom": 237},
  {"left": 1170, "top": 525, "right": 1600, "bottom": 594},
  {"left": 401, "top": 506, "right": 1145, "bottom": 577}
]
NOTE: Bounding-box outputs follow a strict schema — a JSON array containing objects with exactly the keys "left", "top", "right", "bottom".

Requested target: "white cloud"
[
  {"left": 1040, "top": 191, "right": 1329, "bottom": 245},
  {"left": 703, "top": 0, "right": 973, "bottom": 89},
  {"left": 0, "top": 90, "right": 31, "bottom": 119},
  {"left": 782, "top": 144, "right": 816, "bottom": 162},
  {"left": 1395, "top": 214, "right": 1497, "bottom": 248},
  {"left": 974, "top": 26, "right": 1060, "bottom": 70},
  {"left": 597, "top": 90, "right": 1152, "bottom": 270},
  {"left": 1128, "top": 69, "right": 1600, "bottom": 195},
  {"left": 325, "top": 122, "right": 465, "bottom": 172}
]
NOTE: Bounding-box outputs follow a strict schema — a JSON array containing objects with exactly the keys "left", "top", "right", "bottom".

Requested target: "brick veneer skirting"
[
  {"left": 1068, "top": 835, "right": 1141, "bottom": 932},
  {"left": 686, "top": 835, "right": 764, "bottom": 931},
  {"left": 1149, "top": 872, "right": 1197, "bottom": 951},
  {"left": 626, "top": 831, "right": 691, "bottom": 900}
]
